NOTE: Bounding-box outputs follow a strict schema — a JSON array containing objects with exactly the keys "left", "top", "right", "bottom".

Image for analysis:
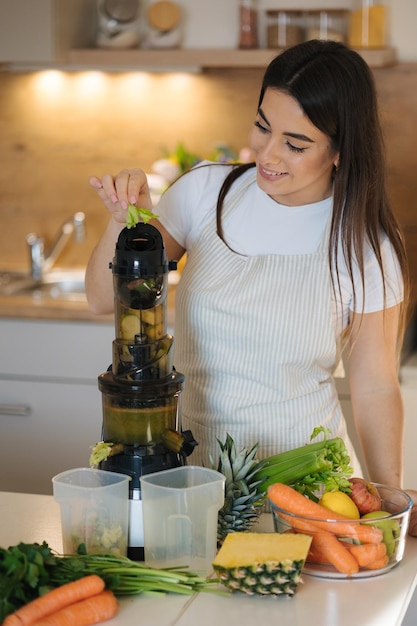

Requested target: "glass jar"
[
  {"left": 305, "top": 9, "right": 349, "bottom": 44},
  {"left": 266, "top": 10, "right": 304, "bottom": 49},
  {"left": 348, "top": 0, "right": 387, "bottom": 49},
  {"left": 96, "top": 0, "right": 141, "bottom": 49},
  {"left": 239, "top": 0, "right": 258, "bottom": 49},
  {"left": 144, "top": 0, "right": 182, "bottom": 49}
]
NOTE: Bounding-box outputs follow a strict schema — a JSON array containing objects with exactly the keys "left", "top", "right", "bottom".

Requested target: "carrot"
[
  {"left": 268, "top": 483, "right": 383, "bottom": 544},
  {"left": 30, "top": 590, "right": 118, "bottom": 626},
  {"left": 3, "top": 575, "right": 105, "bottom": 626},
  {"left": 307, "top": 543, "right": 332, "bottom": 565},
  {"left": 310, "top": 532, "right": 359, "bottom": 575},
  {"left": 363, "top": 555, "right": 390, "bottom": 570},
  {"left": 348, "top": 542, "right": 387, "bottom": 568},
  {"left": 278, "top": 511, "right": 324, "bottom": 535}
]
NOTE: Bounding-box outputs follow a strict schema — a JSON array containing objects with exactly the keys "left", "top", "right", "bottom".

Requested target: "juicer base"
[
  {"left": 128, "top": 496, "right": 145, "bottom": 561},
  {"left": 128, "top": 546, "right": 145, "bottom": 561}
]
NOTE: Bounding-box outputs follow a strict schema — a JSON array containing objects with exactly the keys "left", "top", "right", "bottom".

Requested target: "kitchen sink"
[{"left": 0, "top": 269, "right": 86, "bottom": 301}]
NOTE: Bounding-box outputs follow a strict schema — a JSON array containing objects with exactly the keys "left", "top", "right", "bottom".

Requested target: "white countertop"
[{"left": 1, "top": 491, "right": 417, "bottom": 626}]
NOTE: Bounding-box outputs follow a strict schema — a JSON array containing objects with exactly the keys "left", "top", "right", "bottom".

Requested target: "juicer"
[{"left": 98, "top": 222, "right": 197, "bottom": 560}]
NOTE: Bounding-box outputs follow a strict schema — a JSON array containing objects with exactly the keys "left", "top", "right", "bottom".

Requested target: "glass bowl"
[{"left": 271, "top": 483, "right": 412, "bottom": 579}]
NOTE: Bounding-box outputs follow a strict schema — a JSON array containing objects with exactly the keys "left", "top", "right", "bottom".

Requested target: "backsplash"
[
  {"left": 0, "top": 68, "right": 261, "bottom": 271},
  {"left": 0, "top": 64, "right": 416, "bottom": 303}
]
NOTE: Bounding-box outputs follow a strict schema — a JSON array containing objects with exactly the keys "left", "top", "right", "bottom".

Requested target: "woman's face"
[{"left": 248, "top": 88, "right": 339, "bottom": 206}]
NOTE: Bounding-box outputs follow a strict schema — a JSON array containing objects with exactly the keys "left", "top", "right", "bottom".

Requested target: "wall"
[
  {"left": 179, "top": 0, "right": 417, "bottom": 62},
  {"left": 1, "top": 63, "right": 417, "bottom": 308},
  {"left": 386, "top": 0, "right": 416, "bottom": 62},
  {"left": 0, "top": 68, "right": 261, "bottom": 269}
]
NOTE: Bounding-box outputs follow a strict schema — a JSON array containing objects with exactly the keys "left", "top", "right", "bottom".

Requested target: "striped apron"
[{"left": 174, "top": 170, "right": 362, "bottom": 473}]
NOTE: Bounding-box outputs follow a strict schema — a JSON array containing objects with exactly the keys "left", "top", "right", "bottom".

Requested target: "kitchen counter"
[
  {"left": 0, "top": 291, "right": 113, "bottom": 323},
  {"left": 0, "top": 276, "right": 176, "bottom": 325},
  {"left": 1, "top": 491, "right": 416, "bottom": 626}
]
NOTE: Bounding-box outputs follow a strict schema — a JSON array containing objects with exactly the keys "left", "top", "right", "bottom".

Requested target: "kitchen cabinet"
[
  {"left": 0, "top": 318, "right": 114, "bottom": 494},
  {"left": 0, "top": 0, "right": 95, "bottom": 64}
]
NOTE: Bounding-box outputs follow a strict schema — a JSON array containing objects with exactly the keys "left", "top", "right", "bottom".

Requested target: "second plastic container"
[{"left": 141, "top": 466, "right": 225, "bottom": 572}]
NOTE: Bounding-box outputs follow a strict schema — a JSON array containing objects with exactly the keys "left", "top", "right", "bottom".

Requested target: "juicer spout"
[{"left": 161, "top": 429, "right": 199, "bottom": 457}]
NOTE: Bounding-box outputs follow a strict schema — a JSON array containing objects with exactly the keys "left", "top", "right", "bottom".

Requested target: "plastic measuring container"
[
  {"left": 141, "top": 466, "right": 225, "bottom": 572},
  {"left": 52, "top": 467, "right": 130, "bottom": 556}
]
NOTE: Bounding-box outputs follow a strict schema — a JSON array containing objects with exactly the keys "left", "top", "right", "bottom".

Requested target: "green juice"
[{"left": 102, "top": 402, "right": 178, "bottom": 445}]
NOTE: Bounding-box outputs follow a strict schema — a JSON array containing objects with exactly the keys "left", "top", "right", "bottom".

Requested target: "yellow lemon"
[{"left": 319, "top": 491, "right": 360, "bottom": 519}]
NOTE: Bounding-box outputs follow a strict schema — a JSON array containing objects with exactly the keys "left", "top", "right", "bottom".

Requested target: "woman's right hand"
[{"left": 89, "top": 168, "right": 153, "bottom": 224}]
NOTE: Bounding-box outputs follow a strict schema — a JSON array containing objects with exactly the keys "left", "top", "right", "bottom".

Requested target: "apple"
[
  {"left": 348, "top": 477, "right": 382, "bottom": 515},
  {"left": 362, "top": 511, "right": 400, "bottom": 557}
]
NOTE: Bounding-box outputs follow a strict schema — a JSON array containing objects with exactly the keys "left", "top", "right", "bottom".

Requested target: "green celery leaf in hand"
[{"left": 126, "top": 204, "right": 159, "bottom": 229}]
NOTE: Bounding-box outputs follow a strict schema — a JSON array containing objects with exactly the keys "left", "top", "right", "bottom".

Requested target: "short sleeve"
[
  {"left": 155, "top": 162, "right": 232, "bottom": 251},
  {"left": 341, "top": 233, "right": 404, "bottom": 315}
]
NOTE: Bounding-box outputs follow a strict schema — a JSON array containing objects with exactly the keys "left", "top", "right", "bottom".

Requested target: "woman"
[{"left": 86, "top": 40, "right": 416, "bottom": 532}]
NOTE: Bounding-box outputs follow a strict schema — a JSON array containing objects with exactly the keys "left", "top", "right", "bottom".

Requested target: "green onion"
[
  {"left": 0, "top": 541, "right": 224, "bottom": 620},
  {"left": 49, "top": 551, "right": 220, "bottom": 597}
]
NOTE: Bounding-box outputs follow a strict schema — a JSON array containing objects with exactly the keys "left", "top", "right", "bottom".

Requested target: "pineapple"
[
  {"left": 212, "top": 434, "right": 266, "bottom": 546},
  {"left": 212, "top": 532, "right": 312, "bottom": 596}
]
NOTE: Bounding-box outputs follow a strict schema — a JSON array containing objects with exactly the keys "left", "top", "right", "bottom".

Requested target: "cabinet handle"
[{"left": 0, "top": 404, "right": 31, "bottom": 416}]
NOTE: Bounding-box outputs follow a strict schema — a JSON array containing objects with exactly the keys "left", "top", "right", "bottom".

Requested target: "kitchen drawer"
[
  {"left": 0, "top": 318, "right": 114, "bottom": 381},
  {"left": 0, "top": 379, "right": 103, "bottom": 494}
]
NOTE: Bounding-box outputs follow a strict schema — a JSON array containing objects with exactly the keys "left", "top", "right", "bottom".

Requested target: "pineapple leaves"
[{"left": 213, "top": 434, "right": 267, "bottom": 545}]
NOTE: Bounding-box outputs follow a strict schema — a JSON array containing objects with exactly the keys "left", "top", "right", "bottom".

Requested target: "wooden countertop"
[
  {"left": 0, "top": 292, "right": 114, "bottom": 323},
  {"left": 0, "top": 265, "right": 110, "bottom": 322},
  {"left": 0, "top": 283, "right": 176, "bottom": 326}
]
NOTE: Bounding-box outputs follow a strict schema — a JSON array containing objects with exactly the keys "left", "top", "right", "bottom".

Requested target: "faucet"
[{"left": 26, "top": 212, "right": 86, "bottom": 280}]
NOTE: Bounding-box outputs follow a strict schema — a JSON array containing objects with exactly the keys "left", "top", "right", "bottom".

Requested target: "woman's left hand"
[{"left": 405, "top": 489, "right": 417, "bottom": 536}]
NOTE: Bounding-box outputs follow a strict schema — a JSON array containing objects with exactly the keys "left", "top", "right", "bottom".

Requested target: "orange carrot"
[
  {"left": 279, "top": 511, "right": 325, "bottom": 535},
  {"left": 310, "top": 532, "right": 359, "bottom": 575},
  {"left": 3, "top": 575, "right": 105, "bottom": 626},
  {"left": 307, "top": 543, "right": 331, "bottom": 565},
  {"left": 363, "top": 555, "right": 390, "bottom": 570},
  {"left": 30, "top": 590, "right": 118, "bottom": 626},
  {"left": 348, "top": 542, "right": 387, "bottom": 567},
  {"left": 268, "top": 483, "right": 383, "bottom": 544}
]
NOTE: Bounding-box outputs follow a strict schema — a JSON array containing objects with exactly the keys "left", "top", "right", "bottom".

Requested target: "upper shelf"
[{"left": 67, "top": 47, "right": 397, "bottom": 70}]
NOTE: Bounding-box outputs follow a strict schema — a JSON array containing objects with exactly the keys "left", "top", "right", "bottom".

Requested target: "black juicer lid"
[{"left": 111, "top": 223, "right": 176, "bottom": 278}]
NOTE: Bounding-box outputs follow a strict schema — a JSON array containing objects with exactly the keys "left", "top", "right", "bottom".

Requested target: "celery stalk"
[
  {"left": 255, "top": 455, "right": 332, "bottom": 491},
  {"left": 253, "top": 427, "right": 354, "bottom": 499},
  {"left": 253, "top": 449, "right": 327, "bottom": 480},
  {"left": 126, "top": 205, "right": 159, "bottom": 229},
  {"left": 259, "top": 437, "right": 345, "bottom": 468}
]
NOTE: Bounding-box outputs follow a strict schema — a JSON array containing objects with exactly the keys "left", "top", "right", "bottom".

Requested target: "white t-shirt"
[{"left": 156, "top": 162, "right": 404, "bottom": 332}]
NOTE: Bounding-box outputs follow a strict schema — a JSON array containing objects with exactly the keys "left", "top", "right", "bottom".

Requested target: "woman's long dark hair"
[{"left": 217, "top": 39, "right": 409, "bottom": 351}]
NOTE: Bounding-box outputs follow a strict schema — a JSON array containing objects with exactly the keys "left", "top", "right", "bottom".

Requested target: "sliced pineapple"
[{"left": 212, "top": 532, "right": 312, "bottom": 596}]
